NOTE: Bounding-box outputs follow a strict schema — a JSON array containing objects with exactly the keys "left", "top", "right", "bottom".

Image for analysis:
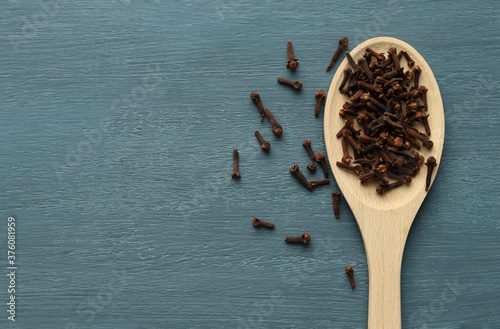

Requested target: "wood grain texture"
[
  {"left": 0, "top": 1, "right": 498, "bottom": 328},
  {"left": 324, "top": 37, "right": 445, "bottom": 329}
]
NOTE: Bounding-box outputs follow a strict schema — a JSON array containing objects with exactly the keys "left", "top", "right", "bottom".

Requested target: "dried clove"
[
  {"left": 413, "top": 66, "right": 422, "bottom": 89},
  {"left": 307, "top": 162, "right": 317, "bottom": 172},
  {"left": 285, "top": 233, "right": 311, "bottom": 244},
  {"left": 336, "top": 161, "right": 362, "bottom": 175},
  {"left": 358, "top": 57, "right": 373, "bottom": 80},
  {"left": 252, "top": 217, "right": 275, "bottom": 228},
  {"left": 332, "top": 192, "right": 341, "bottom": 218},
  {"left": 421, "top": 114, "right": 431, "bottom": 136},
  {"left": 231, "top": 149, "right": 241, "bottom": 179},
  {"left": 339, "top": 68, "right": 354, "bottom": 93},
  {"left": 250, "top": 92, "right": 265, "bottom": 122},
  {"left": 425, "top": 156, "right": 437, "bottom": 192},
  {"left": 302, "top": 139, "right": 316, "bottom": 161},
  {"left": 315, "top": 90, "right": 326, "bottom": 117},
  {"left": 310, "top": 179, "right": 330, "bottom": 187},
  {"left": 315, "top": 153, "right": 329, "bottom": 178},
  {"left": 345, "top": 52, "right": 358, "bottom": 71},
  {"left": 326, "top": 37, "right": 348, "bottom": 71},
  {"left": 402, "top": 51, "right": 415, "bottom": 67},
  {"left": 289, "top": 165, "right": 314, "bottom": 192},
  {"left": 264, "top": 108, "right": 283, "bottom": 136},
  {"left": 366, "top": 48, "right": 386, "bottom": 62},
  {"left": 405, "top": 128, "right": 433, "bottom": 149},
  {"left": 341, "top": 134, "right": 352, "bottom": 164},
  {"left": 277, "top": 77, "right": 303, "bottom": 90},
  {"left": 345, "top": 266, "right": 355, "bottom": 289},
  {"left": 286, "top": 41, "right": 298, "bottom": 70},
  {"left": 418, "top": 85, "right": 428, "bottom": 111},
  {"left": 254, "top": 130, "right": 270, "bottom": 151},
  {"left": 376, "top": 182, "right": 403, "bottom": 194},
  {"left": 386, "top": 171, "right": 412, "bottom": 184},
  {"left": 387, "top": 47, "right": 401, "bottom": 70}
]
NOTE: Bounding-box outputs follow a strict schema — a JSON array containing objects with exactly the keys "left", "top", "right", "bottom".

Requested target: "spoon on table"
[{"left": 324, "top": 37, "right": 445, "bottom": 329}]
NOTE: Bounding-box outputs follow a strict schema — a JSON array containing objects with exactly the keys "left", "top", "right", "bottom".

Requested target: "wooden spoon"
[{"left": 324, "top": 37, "right": 444, "bottom": 328}]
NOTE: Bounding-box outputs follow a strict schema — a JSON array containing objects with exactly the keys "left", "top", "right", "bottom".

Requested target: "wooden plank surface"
[{"left": 0, "top": 1, "right": 499, "bottom": 328}]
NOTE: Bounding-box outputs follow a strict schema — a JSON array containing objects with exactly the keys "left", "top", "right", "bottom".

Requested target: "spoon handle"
[
  {"left": 366, "top": 245, "right": 403, "bottom": 328},
  {"left": 358, "top": 210, "right": 411, "bottom": 329}
]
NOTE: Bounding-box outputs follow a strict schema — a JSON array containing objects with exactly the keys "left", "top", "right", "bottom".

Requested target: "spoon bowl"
[{"left": 324, "top": 37, "right": 444, "bottom": 328}]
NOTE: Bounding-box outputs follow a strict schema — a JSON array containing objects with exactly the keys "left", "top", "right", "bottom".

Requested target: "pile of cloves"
[{"left": 335, "top": 47, "right": 436, "bottom": 194}]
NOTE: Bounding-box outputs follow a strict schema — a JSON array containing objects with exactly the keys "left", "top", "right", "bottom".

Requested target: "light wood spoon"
[{"left": 324, "top": 37, "right": 444, "bottom": 329}]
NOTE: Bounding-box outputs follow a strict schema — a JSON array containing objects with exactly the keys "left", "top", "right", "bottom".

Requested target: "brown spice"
[
  {"left": 376, "top": 182, "right": 403, "bottom": 194},
  {"left": 336, "top": 161, "right": 362, "bottom": 175},
  {"left": 412, "top": 66, "right": 422, "bottom": 89},
  {"left": 326, "top": 37, "right": 348, "bottom": 71},
  {"left": 345, "top": 52, "right": 358, "bottom": 71},
  {"left": 302, "top": 139, "right": 316, "bottom": 161},
  {"left": 254, "top": 130, "right": 270, "bottom": 151},
  {"left": 310, "top": 179, "right": 330, "bottom": 187},
  {"left": 339, "top": 68, "right": 354, "bottom": 93},
  {"left": 341, "top": 134, "right": 352, "bottom": 164},
  {"left": 284, "top": 233, "right": 311, "bottom": 244},
  {"left": 306, "top": 162, "right": 317, "bottom": 172},
  {"left": 418, "top": 85, "right": 428, "bottom": 111},
  {"left": 425, "top": 156, "right": 437, "bottom": 192},
  {"left": 252, "top": 217, "right": 275, "bottom": 228},
  {"left": 402, "top": 51, "right": 415, "bottom": 67},
  {"left": 289, "top": 165, "right": 314, "bottom": 192},
  {"left": 332, "top": 192, "right": 341, "bottom": 218},
  {"left": 315, "top": 90, "right": 326, "bottom": 117},
  {"left": 286, "top": 41, "right": 298, "bottom": 70},
  {"left": 277, "top": 77, "right": 302, "bottom": 90},
  {"left": 334, "top": 47, "right": 436, "bottom": 194},
  {"left": 315, "top": 153, "right": 329, "bottom": 178},
  {"left": 250, "top": 92, "right": 265, "bottom": 122},
  {"left": 264, "top": 108, "right": 283, "bottom": 136},
  {"left": 345, "top": 266, "right": 355, "bottom": 289},
  {"left": 231, "top": 149, "right": 241, "bottom": 179}
]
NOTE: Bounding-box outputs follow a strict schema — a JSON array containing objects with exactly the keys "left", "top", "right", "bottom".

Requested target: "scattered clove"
[
  {"left": 425, "top": 156, "right": 437, "bottom": 192},
  {"left": 231, "top": 149, "right": 241, "bottom": 179},
  {"left": 326, "top": 37, "right": 348, "bottom": 71},
  {"left": 315, "top": 153, "right": 329, "bottom": 178},
  {"left": 302, "top": 139, "right": 316, "bottom": 161},
  {"left": 286, "top": 41, "right": 298, "bottom": 70},
  {"left": 250, "top": 92, "right": 265, "bottom": 122},
  {"left": 289, "top": 165, "right": 314, "bottom": 192},
  {"left": 307, "top": 162, "right": 317, "bottom": 172},
  {"left": 310, "top": 179, "right": 330, "bottom": 187},
  {"left": 332, "top": 192, "right": 341, "bottom": 218},
  {"left": 254, "top": 130, "right": 270, "bottom": 151},
  {"left": 315, "top": 90, "right": 326, "bottom": 117},
  {"left": 284, "top": 233, "right": 311, "bottom": 244},
  {"left": 277, "top": 77, "right": 302, "bottom": 90},
  {"left": 252, "top": 217, "right": 275, "bottom": 228},
  {"left": 264, "top": 108, "right": 283, "bottom": 136},
  {"left": 345, "top": 266, "right": 355, "bottom": 289}
]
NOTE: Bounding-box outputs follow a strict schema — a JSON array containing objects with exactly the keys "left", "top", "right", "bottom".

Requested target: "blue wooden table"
[{"left": 0, "top": 1, "right": 499, "bottom": 328}]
